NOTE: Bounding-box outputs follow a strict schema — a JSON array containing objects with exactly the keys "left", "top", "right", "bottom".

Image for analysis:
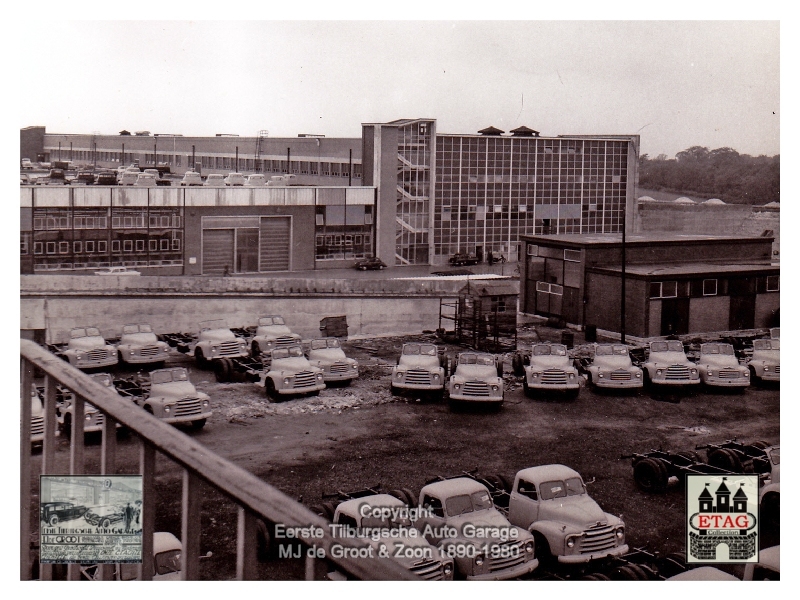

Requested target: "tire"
[
  {"left": 265, "top": 379, "right": 279, "bottom": 401},
  {"left": 532, "top": 532, "right": 552, "bottom": 566},
  {"left": 496, "top": 359, "right": 504, "bottom": 378},
  {"left": 512, "top": 353, "right": 524, "bottom": 376},
  {"left": 750, "top": 440, "right": 770, "bottom": 450},
  {"left": 388, "top": 489, "right": 411, "bottom": 506},
  {"left": 400, "top": 488, "right": 417, "bottom": 508},
  {"left": 497, "top": 474, "right": 512, "bottom": 493},
  {"left": 581, "top": 572, "right": 611, "bottom": 581},
  {"left": 390, "top": 384, "right": 401, "bottom": 396},
  {"left": 761, "top": 492, "right": 780, "bottom": 530},
  {"left": 102, "top": 519, "right": 111, "bottom": 528},
  {"left": 194, "top": 347, "right": 208, "bottom": 370},
  {"left": 659, "top": 551, "right": 688, "bottom": 578},
  {"left": 190, "top": 419, "right": 206, "bottom": 430},
  {"left": 321, "top": 502, "right": 338, "bottom": 521},
  {"left": 49, "top": 515, "right": 58, "bottom": 527},
  {"left": 708, "top": 448, "right": 743, "bottom": 472},
  {"left": 63, "top": 415, "right": 73, "bottom": 440},
  {"left": 214, "top": 358, "right": 232, "bottom": 383},
  {"left": 633, "top": 457, "right": 669, "bottom": 493},
  {"left": 251, "top": 341, "right": 261, "bottom": 358},
  {"left": 675, "top": 450, "right": 701, "bottom": 465},
  {"left": 749, "top": 366, "right": 761, "bottom": 385},
  {"left": 522, "top": 378, "right": 533, "bottom": 399},
  {"left": 610, "top": 564, "right": 647, "bottom": 580}
]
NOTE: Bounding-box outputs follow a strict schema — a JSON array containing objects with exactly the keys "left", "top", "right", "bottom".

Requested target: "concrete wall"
[
  {"left": 754, "top": 293, "right": 780, "bottom": 328},
  {"left": 688, "top": 296, "right": 730, "bottom": 334},
  {"left": 584, "top": 273, "right": 648, "bottom": 337},
  {"left": 21, "top": 275, "right": 505, "bottom": 344}
]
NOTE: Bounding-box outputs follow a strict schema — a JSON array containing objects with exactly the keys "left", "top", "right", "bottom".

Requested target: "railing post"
[
  {"left": 181, "top": 470, "right": 202, "bottom": 580},
  {"left": 139, "top": 440, "right": 155, "bottom": 581},
  {"left": 97, "top": 416, "right": 119, "bottom": 581},
  {"left": 20, "top": 358, "right": 33, "bottom": 581},
  {"left": 236, "top": 507, "right": 259, "bottom": 580},
  {"left": 69, "top": 394, "right": 85, "bottom": 475},
  {"left": 42, "top": 375, "right": 58, "bottom": 473}
]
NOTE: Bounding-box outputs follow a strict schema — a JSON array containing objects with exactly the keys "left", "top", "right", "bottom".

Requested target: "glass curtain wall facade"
[
  {"left": 395, "top": 122, "right": 433, "bottom": 265},
  {"left": 433, "top": 136, "right": 629, "bottom": 264}
]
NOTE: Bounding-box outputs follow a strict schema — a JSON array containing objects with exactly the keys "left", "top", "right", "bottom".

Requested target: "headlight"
[
  {"left": 433, "top": 373, "right": 440, "bottom": 380},
  {"left": 566, "top": 538, "right": 575, "bottom": 548},
  {"left": 202, "top": 400, "right": 209, "bottom": 407},
  {"left": 443, "top": 563, "right": 452, "bottom": 575},
  {"left": 764, "top": 366, "right": 769, "bottom": 371},
  {"left": 396, "top": 372, "right": 403, "bottom": 380},
  {"left": 491, "top": 385, "right": 498, "bottom": 391},
  {"left": 532, "top": 372, "right": 539, "bottom": 378},
  {"left": 569, "top": 373, "right": 575, "bottom": 379},
  {"left": 283, "top": 377, "right": 290, "bottom": 384},
  {"left": 474, "top": 554, "right": 484, "bottom": 566},
  {"left": 76, "top": 351, "right": 84, "bottom": 359},
  {"left": 352, "top": 361, "right": 358, "bottom": 369},
  {"left": 85, "top": 414, "right": 92, "bottom": 421},
  {"left": 707, "top": 370, "right": 713, "bottom": 376},
  {"left": 691, "top": 369, "right": 697, "bottom": 375},
  {"left": 744, "top": 371, "right": 749, "bottom": 377},
  {"left": 635, "top": 372, "right": 641, "bottom": 378},
  {"left": 164, "top": 405, "right": 170, "bottom": 414},
  {"left": 616, "top": 528, "right": 625, "bottom": 539},
  {"left": 524, "top": 541, "right": 534, "bottom": 554},
  {"left": 316, "top": 373, "right": 323, "bottom": 380},
  {"left": 453, "top": 383, "right": 461, "bottom": 390},
  {"left": 656, "top": 369, "right": 662, "bottom": 376},
  {"left": 598, "top": 373, "right": 604, "bottom": 378},
  {"left": 130, "top": 350, "right": 136, "bottom": 356}
]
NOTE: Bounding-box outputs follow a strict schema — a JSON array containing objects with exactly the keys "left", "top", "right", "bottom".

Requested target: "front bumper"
[
  {"left": 702, "top": 377, "right": 750, "bottom": 388},
  {"left": 321, "top": 369, "right": 358, "bottom": 382},
  {"left": 557, "top": 544, "right": 629, "bottom": 564},
  {"left": 650, "top": 377, "right": 701, "bottom": 386},
  {"left": 121, "top": 352, "right": 170, "bottom": 364},
  {"left": 275, "top": 383, "right": 326, "bottom": 395},
  {"left": 594, "top": 378, "right": 643, "bottom": 389},
  {"left": 74, "top": 356, "right": 118, "bottom": 369},
  {"left": 160, "top": 410, "right": 213, "bottom": 424},
  {"left": 755, "top": 370, "right": 780, "bottom": 382},
  {"left": 448, "top": 391, "right": 504, "bottom": 403},
  {"left": 393, "top": 382, "right": 444, "bottom": 391},
  {"left": 527, "top": 382, "right": 581, "bottom": 391},
  {"left": 466, "top": 558, "right": 539, "bottom": 580}
]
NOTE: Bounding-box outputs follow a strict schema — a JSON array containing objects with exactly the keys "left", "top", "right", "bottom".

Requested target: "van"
[
  {"left": 119, "top": 171, "right": 139, "bottom": 186},
  {"left": 134, "top": 173, "right": 158, "bottom": 187}
]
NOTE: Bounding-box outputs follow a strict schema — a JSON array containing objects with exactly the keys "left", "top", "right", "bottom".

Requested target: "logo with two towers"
[{"left": 686, "top": 475, "right": 759, "bottom": 563}]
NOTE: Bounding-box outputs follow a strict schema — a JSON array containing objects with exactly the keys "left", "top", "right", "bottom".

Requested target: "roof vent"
[
  {"left": 478, "top": 126, "right": 504, "bottom": 136},
  {"left": 510, "top": 126, "right": 540, "bottom": 137}
]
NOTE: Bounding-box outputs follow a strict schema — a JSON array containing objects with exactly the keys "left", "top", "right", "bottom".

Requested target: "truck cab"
[
  {"left": 331, "top": 494, "right": 454, "bottom": 580},
  {"left": 250, "top": 315, "right": 301, "bottom": 357},
  {"left": 192, "top": 320, "right": 249, "bottom": 368},
  {"left": 62, "top": 326, "right": 118, "bottom": 370},
  {"left": 447, "top": 352, "right": 503, "bottom": 405},
  {"left": 55, "top": 373, "right": 119, "bottom": 438},
  {"left": 748, "top": 338, "right": 779, "bottom": 383},
  {"left": 116, "top": 323, "right": 170, "bottom": 367},
  {"left": 642, "top": 340, "right": 700, "bottom": 386},
  {"left": 415, "top": 478, "right": 538, "bottom": 580},
  {"left": 261, "top": 345, "right": 325, "bottom": 400},
  {"left": 30, "top": 387, "right": 45, "bottom": 445},
  {"left": 585, "top": 344, "right": 642, "bottom": 389},
  {"left": 307, "top": 338, "right": 358, "bottom": 384},
  {"left": 696, "top": 342, "right": 750, "bottom": 388},
  {"left": 136, "top": 367, "right": 211, "bottom": 430},
  {"left": 390, "top": 343, "right": 446, "bottom": 397},
  {"left": 506, "top": 465, "right": 627, "bottom": 564},
  {"left": 523, "top": 343, "right": 580, "bottom": 398}
]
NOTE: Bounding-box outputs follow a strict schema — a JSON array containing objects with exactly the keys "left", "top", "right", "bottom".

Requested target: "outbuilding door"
[
  {"left": 660, "top": 298, "right": 690, "bottom": 336},
  {"left": 202, "top": 229, "right": 235, "bottom": 275}
]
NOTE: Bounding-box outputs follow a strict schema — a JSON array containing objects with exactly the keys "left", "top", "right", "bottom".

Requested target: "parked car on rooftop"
[
  {"left": 204, "top": 174, "right": 225, "bottom": 186},
  {"left": 244, "top": 174, "right": 267, "bottom": 186},
  {"left": 224, "top": 172, "right": 246, "bottom": 186},
  {"left": 134, "top": 173, "right": 158, "bottom": 187},
  {"left": 353, "top": 257, "right": 387, "bottom": 271},
  {"left": 95, "top": 171, "right": 118, "bottom": 185},
  {"left": 180, "top": 170, "right": 203, "bottom": 186}
]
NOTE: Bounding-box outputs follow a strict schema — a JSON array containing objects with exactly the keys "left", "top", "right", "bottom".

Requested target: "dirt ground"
[{"left": 29, "top": 327, "right": 780, "bottom": 580}]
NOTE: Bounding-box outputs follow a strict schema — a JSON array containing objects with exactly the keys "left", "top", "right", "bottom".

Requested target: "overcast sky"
[{"left": 18, "top": 20, "right": 780, "bottom": 159}]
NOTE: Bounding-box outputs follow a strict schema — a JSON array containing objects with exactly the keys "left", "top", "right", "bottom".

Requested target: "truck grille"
[
  {"left": 90, "top": 413, "right": 105, "bottom": 427},
  {"left": 88, "top": 349, "right": 111, "bottom": 361},
  {"left": 718, "top": 368, "right": 740, "bottom": 379},
  {"left": 463, "top": 381, "right": 490, "bottom": 396},
  {"left": 275, "top": 336, "right": 296, "bottom": 348},
  {"left": 219, "top": 341, "right": 244, "bottom": 356},
  {"left": 329, "top": 363, "right": 350, "bottom": 374},
  {"left": 541, "top": 369, "right": 567, "bottom": 385},
  {"left": 610, "top": 370, "right": 631, "bottom": 381},
  {"left": 775, "top": 365, "right": 780, "bottom": 374},
  {"left": 31, "top": 416, "right": 44, "bottom": 437},
  {"left": 487, "top": 540, "right": 526, "bottom": 573},
  {"left": 173, "top": 397, "right": 202, "bottom": 416},
  {"left": 410, "top": 558, "right": 446, "bottom": 580},
  {"left": 577, "top": 523, "right": 618, "bottom": 554},
  {"left": 406, "top": 369, "right": 432, "bottom": 385},
  {"left": 293, "top": 371, "right": 317, "bottom": 388},
  {"left": 665, "top": 365, "right": 690, "bottom": 380},
  {"left": 139, "top": 345, "right": 160, "bottom": 357}
]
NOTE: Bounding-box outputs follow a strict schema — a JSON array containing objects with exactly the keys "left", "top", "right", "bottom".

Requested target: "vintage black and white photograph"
[{"left": 18, "top": 10, "right": 782, "bottom": 586}]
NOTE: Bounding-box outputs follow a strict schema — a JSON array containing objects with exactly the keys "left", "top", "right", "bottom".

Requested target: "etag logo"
[{"left": 686, "top": 475, "right": 759, "bottom": 563}]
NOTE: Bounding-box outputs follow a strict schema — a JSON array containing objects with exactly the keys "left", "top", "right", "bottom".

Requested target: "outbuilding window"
[
  {"left": 702, "top": 279, "right": 718, "bottom": 296},
  {"left": 766, "top": 276, "right": 779, "bottom": 292}
]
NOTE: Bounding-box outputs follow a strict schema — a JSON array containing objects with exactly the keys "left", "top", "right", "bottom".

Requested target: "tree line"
[{"left": 638, "top": 146, "right": 779, "bottom": 205}]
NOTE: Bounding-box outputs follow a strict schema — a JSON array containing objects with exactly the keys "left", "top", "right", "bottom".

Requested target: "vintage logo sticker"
[
  {"left": 39, "top": 475, "right": 143, "bottom": 564},
  {"left": 686, "top": 474, "right": 759, "bottom": 563}
]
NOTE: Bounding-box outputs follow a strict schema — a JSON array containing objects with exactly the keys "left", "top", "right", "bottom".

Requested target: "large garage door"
[
  {"left": 260, "top": 217, "right": 291, "bottom": 271},
  {"left": 202, "top": 229, "right": 235, "bottom": 275}
]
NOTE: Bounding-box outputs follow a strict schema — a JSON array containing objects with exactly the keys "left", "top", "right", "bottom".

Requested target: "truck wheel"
[
  {"left": 633, "top": 457, "right": 669, "bottom": 493},
  {"left": 63, "top": 415, "right": 73, "bottom": 440},
  {"left": 265, "top": 379, "right": 280, "bottom": 401},
  {"left": 388, "top": 489, "right": 411, "bottom": 506},
  {"left": 708, "top": 448, "right": 743, "bottom": 472},
  {"left": 749, "top": 366, "right": 761, "bottom": 385},
  {"left": 251, "top": 341, "right": 261, "bottom": 358},
  {"left": 522, "top": 378, "right": 533, "bottom": 399},
  {"left": 610, "top": 564, "right": 648, "bottom": 580},
  {"left": 49, "top": 515, "right": 59, "bottom": 527},
  {"left": 190, "top": 419, "right": 206, "bottom": 430},
  {"left": 400, "top": 488, "right": 417, "bottom": 508},
  {"left": 750, "top": 440, "right": 770, "bottom": 450},
  {"left": 659, "top": 552, "right": 688, "bottom": 578},
  {"left": 675, "top": 450, "right": 701, "bottom": 465},
  {"left": 194, "top": 348, "right": 208, "bottom": 370},
  {"left": 214, "top": 358, "right": 233, "bottom": 383},
  {"left": 390, "top": 384, "right": 401, "bottom": 396},
  {"left": 512, "top": 354, "right": 524, "bottom": 376},
  {"left": 532, "top": 533, "right": 552, "bottom": 566}
]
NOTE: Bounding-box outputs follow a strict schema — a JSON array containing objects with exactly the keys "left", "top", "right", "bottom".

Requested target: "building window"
[
  {"left": 98, "top": 240, "right": 107, "bottom": 253},
  {"left": 650, "top": 281, "right": 678, "bottom": 298},
  {"left": 702, "top": 279, "right": 718, "bottom": 296},
  {"left": 123, "top": 240, "right": 133, "bottom": 252},
  {"left": 149, "top": 239, "right": 158, "bottom": 251},
  {"left": 85, "top": 241, "right": 95, "bottom": 253},
  {"left": 73, "top": 241, "right": 83, "bottom": 254},
  {"left": 527, "top": 244, "right": 539, "bottom": 256},
  {"left": 34, "top": 242, "right": 44, "bottom": 255},
  {"left": 59, "top": 242, "right": 69, "bottom": 254},
  {"left": 564, "top": 249, "right": 581, "bottom": 262},
  {"left": 135, "top": 240, "right": 145, "bottom": 252},
  {"left": 536, "top": 281, "right": 563, "bottom": 295},
  {"left": 766, "top": 276, "right": 779, "bottom": 292}
]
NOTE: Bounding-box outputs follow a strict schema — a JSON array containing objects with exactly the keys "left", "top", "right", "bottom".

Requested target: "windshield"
[
  {"left": 200, "top": 319, "right": 227, "bottom": 331},
  {"left": 540, "top": 477, "right": 586, "bottom": 500},
  {"left": 70, "top": 327, "right": 101, "bottom": 339},
  {"left": 595, "top": 345, "right": 628, "bottom": 356},
  {"left": 258, "top": 316, "right": 285, "bottom": 326},
  {"left": 311, "top": 339, "right": 340, "bottom": 350},
  {"left": 754, "top": 339, "right": 779, "bottom": 350},
  {"left": 151, "top": 368, "right": 188, "bottom": 385},
  {"left": 458, "top": 353, "right": 495, "bottom": 365},
  {"left": 445, "top": 490, "right": 492, "bottom": 517},
  {"left": 90, "top": 374, "right": 112, "bottom": 387},
  {"left": 287, "top": 346, "right": 303, "bottom": 357},
  {"left": 769, "top": 448, "right": 780, "bottom": 465},
  {"left": 123, "top": 324, "right": 152, "bottom": 334},
  {"left": 155, "top": 550, "right": 181, "bottom": 575},
  {"left": 533, "top": 344, "right": 567, "bottom": 356},
  {"left": 403, "top": 344, "right": 437, "bottom": 356},
  {"left": 651, "top": 341, "right": 684, "bottom": 353},
  {"left": 701, "top": 343, "right": 734, "bottom": 355}
]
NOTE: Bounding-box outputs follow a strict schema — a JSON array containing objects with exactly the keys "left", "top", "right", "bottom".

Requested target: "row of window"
[
  {"left": 30, "top": 238, "right": 182, "bottom": 255},
  {"left": 650, "top": 277, "right": 779, "bottom": 298},
  {"left": 34, "top": 215, "right": 182, "bottom": 230}
]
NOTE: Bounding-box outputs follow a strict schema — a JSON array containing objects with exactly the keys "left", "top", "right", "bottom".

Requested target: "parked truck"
[
  {"left": 260, "top": 345, "right": 325, "bottom": 400},
  {"left": 115, "top": 323, "right": 171, "bottom": 367},
  {"left": 447, "top": 352, "right": 504, "bottom": 406},
  {"left": 584, "top": 344, "right": 643, "bottom": 390},
  {"left": 641, "top": 340, "right": 700, "bottom": 387},
  {"left": 522, "top": 343, "right": 580, "bottom": 398},
  {"left": 696, "top": 342, "right": 750, "bottom": 389},
  {"left": 390, "top": 342, "right": 447, "bottom": 399},
  {"left": 56, "top": 327, "right": 118, "bottom": 370},
  {"left": 190, "top": 320, "right": 249, "bottom": 369},
  {"left": 307, "top": 338, "right": 358, "bottom": 385},
  {"left": 747, "top": 338, "right": 779, "bottom": 383},
  {"left": 249, "top": 315, "right": 302, "bottom": 357}
]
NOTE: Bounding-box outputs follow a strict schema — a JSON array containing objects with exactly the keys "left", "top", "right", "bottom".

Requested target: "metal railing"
[{"left": 21, "top": 339, "right": 417, "bottom": 581}]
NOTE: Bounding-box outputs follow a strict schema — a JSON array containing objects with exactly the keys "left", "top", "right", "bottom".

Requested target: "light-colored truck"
[
  {"left": 329, "top": 494, "right": 454, "bottom": 580},
  {"left": 59, "top": 326, "right": 118, "bottom": 370},
  {"left": 414, "top": 478, "right": 538, "bottom": 580},
  {"left": 447, "top": 352, "right": 504, "bottom": 406},
  {"left": 307, "top": 338, "right": 358, "bottom": 385},
  {"left": 250, "top": 315, "right": 302, "bottom": 357},
  {"left": 504, "top": 465, "right": 628, "bottom": 564},
  {"left": 260, "top": 345, "right": 325, "bottom": 400},
  {"left": 641, "top": 340, "right": 700, "bottom": 387},
  {"left": 585, "top": 344, "right": 643, "bottom": 390},
  {"left": 523, "top": 343, "right": 580, "bottom": 398},
  {"left": 123, "top": 367, "right": 212, "bottom": 430},
  {"left": 696, "top": 342, "right": 750, "bottom": 389},
  {"left": 55, "top": 373, "right": 120, "bottom": 438},
  {"left": 390, "top": 342, "right": 447, "bottom": 398},
  {"left": 747, "top": 338, "right": 779, "bottom": 383},
  {"left": 191, "top": 320, "right": 249, "bottom": 369},
  {"left": 116, "top": 323, "right": 171, "bottom": 367}
]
